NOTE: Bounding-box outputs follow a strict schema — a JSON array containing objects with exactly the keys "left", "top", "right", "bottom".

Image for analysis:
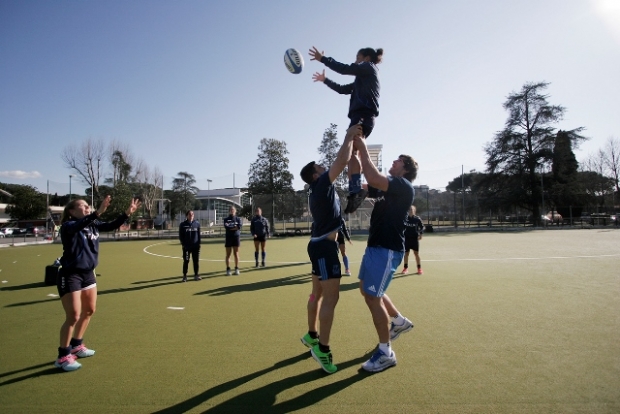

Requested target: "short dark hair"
[
  {"left": 300, "top": 161, "right": 317, "bottom": 185},
  {"left": 358, "top": 47, "right": 384, "bottom": 64},
  {"left": 399, "top": 155, "right": 418, "bottom": 181}
]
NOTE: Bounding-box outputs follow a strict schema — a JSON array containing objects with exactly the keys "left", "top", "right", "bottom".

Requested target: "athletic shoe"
[
  {"left": 300, "top": 333, "right": 319, "bottom": 348},
  {"left": 234, "top": 268, "right": 240, "bottom": 275},
  {"left": 310, "top": 344, "right": 337, "bottom": 374},
  {"left": 417, "top": 268, "right": 423, "bottom": 275},
  {"left": 194, "top": 275, "right": 202, "bottom": 281},
  {"left": 261, "top": 262, "right": 265, "bottom": 267},
  {"left": 344, "top": 269, "right": 351, "bottom": 276},
  {"left": 182, "top": 275, "right": 187, "bottom": 282},
  {"left": 226, "top": 269, "right": 231, "bottom": 276},
  {"left": 344, "top": 188, "right": 368, "bottom": 214},
  {"left": 390, "top": 318, "right": 414, "bottom": 341},
  {"left": 54, "top": 354, "right": 82, "bottom": 372},
  {"left": 401, "top": 268, "right": 408, "bottom": 274},
  {"left": 362, "top": 348, "right": 396, "bottom": 372},
  {"left": 255, "top": 262, "right": 259, "bottom": 268},
  {"left": 70, "top": 344, "right": 95, "bottom": 358}
]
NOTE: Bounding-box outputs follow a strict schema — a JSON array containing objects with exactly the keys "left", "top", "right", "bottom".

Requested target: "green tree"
[
  {"left": 317, "top": 124, "right": 347, "bottom": 190},
  {"left": 484, "top": 81, "right": 586, "bottom": 226},
  {"left": 171, "top": 172, "right": 198, "bottom": 216},
  {"left": 247, "top": 138, "right": 295, "bottom": 226},
  {"left": 4, "top": 184, "right": 46, "bottom": 220},
  {"left": 549, "top": 130, "right": 584, "bottom": 216}
]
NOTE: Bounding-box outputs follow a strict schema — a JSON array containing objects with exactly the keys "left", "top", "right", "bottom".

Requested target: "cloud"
[{"left": 0, "top": 170, "right": 42, "bottom": 179}]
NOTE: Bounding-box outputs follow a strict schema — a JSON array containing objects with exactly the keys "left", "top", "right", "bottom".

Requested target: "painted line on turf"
[
  {"left": 167, "top": 307, "right": 185, "bottom": 310},
  {"left": 142, "top": 241, "right": 308, "bottom": 264}
]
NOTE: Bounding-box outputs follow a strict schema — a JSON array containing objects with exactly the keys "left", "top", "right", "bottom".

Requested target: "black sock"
[
  {"left": 417, "top": 264, "right": 421, "bottom": 269},
  {"left": 319, "top": 343, "right": 330, "bottom": 353},
  {"left": 404, "top": 264, "right": 409, "bottom": 269},
  {"left": 58, "top": 346, "right": 71, "bottom": 358},
  {"left": 308, "top": 331, "right": 318, "bottom": 339},
  {"left": 70, "top": 338, "right": 82, "bottom": 347}
]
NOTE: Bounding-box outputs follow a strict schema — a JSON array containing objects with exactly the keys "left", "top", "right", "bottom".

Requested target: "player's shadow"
[
  {"left": 195, "top": 273, "right": 311, "bottom": 296},
  {"left": 154, "top": 351, "right": 373, "bottom": 414},
  {"left": 1, "top": 281, "right": 49, "bottom": 291},
  {"left": 0, "top": 362, "right": 65, "bottom": 387}
]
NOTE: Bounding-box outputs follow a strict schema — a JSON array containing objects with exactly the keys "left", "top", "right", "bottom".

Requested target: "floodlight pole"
[{"left": 69, "top": 174, "right": 75, "bottom": 201}]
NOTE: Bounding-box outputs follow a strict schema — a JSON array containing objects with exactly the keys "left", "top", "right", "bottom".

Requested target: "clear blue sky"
[{"left": 1, "top": 0, "right": 619, "bottom": 197}]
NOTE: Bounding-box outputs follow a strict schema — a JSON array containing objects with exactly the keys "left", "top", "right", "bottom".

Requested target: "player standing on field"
[
  {"left": 337, "top": 217, "right": 352, "bottom": 276},
  {"left": 402, "top": 205, "right": 424, "bottom": 275},
  {"left": 55, "top": 195, "right": 140, "bottom": 372},
  {"left": 299, "top": 124, "right": 359, "bottom": 374},
  {"left": 309, "top": 45, "right": 383, "bottom": 214},
  {"left": 353, "top": 135, "right": 417, "bottom": 372},
  {"left": 250, "top": 207, "right": 270, "bottom": 267},
  {"left": 179, "top": 210, "right": 201, "bottom": 282},
  {"left": 223, "top": 206, "right": 242, "bottom": 275}
]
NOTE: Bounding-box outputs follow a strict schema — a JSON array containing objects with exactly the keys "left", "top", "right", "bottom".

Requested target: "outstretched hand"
[
  {"left": 97, "top": 195, "right": 112, "bottom": 216},
  {"left": 312, "top": 69, "right": 326, "bottom": 83},
  {"left": 309, "top": 46, "right": 324, "bottom": 62},
  {"left": 126, "top": 198, "right": 142, "bottom": 215}
]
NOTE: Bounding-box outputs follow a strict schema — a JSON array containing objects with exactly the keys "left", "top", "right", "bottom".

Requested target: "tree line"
[{"left": 1, "top": 81, "right": 618, "bottom": 225}]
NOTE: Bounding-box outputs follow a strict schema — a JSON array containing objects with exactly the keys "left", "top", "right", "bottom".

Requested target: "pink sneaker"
[
  {"left": 417, "top": 268, "right": 423, "bottom": 275},
  {"left": 70, "top": 344, "right": 96, "bottom": 358},
  {"left": 401, "top": 268, "right": 408, "bottom": 274},
  {"left": 54, "top": 354, "right": 82, "bottom": 371}
]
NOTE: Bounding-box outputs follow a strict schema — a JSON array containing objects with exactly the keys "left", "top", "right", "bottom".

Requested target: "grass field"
[{"left": 1, "top": 229, "right": 619, "bottom": 413}]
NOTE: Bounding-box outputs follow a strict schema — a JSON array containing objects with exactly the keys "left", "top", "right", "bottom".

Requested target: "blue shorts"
[
  {"left": 307, "top": 239, "right": 341, "bottom": 280},
  {"left": 57, "top": 268, "right": 97, "bottom": 298},
  {"left": 358, "top": 246, "right": 403, "bottom": 297}
]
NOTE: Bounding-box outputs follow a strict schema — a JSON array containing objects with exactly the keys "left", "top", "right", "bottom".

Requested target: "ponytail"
[
  {"left": 61, "top": 199, "right": 82, "bottom": 224},
  {"left": 359, "top": 47, "right": 383, "bottom": 64}
]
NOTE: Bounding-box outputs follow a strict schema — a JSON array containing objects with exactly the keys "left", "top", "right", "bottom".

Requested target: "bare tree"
[
  {"left": 134, "top": 162, "right": 163, "bottom": 217},
  {"left": 603, "top": 137, "right": 620, "bottom": 193},
  {"left": 61, "top": 138, "right": 106, "bottom": 198}
]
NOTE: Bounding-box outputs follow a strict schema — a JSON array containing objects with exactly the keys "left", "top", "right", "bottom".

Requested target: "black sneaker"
[
  {"left": 344, "top": 189, "right": 368, "bottom": 214},
  {"left": 182, "top": 275, "right": 187, "bottom": 283}
]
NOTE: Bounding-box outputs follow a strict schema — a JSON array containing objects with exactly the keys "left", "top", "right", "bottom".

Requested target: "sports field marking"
[
  {"left": 422, "top": 253, "right": 620, "bottom": 262},
  {"left": 166, "top": 307, "right": 185, "bottom": 310},
  {"left": 142, "top": 242, "right": 309, "bottom": 265}
]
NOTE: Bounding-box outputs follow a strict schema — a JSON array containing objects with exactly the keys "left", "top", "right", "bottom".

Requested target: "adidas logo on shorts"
[{"left": 368, "top": 285, "right": 377, "bottom": 293}]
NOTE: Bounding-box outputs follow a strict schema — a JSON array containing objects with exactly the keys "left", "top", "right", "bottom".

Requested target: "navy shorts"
[
  {"left": 349, "top": 114, "right": 375, "bottom": 138},
  {"left": 307, "top": 239, "right": 341, "bottom": 280},
  {"left": 405, "top": 238, "right": 419, "bottom": 252},
  {"left": 337, "top": 231, "right": 345, "bottom": 245},
  {"left": 254, "top": 235, "right": 267, "bottom": 243},
  {"left": 57, "top": 267, "right": 97, "bottom": 298},
  {"left": 225, "top": 235, "right": 240, "bottom": 248}
]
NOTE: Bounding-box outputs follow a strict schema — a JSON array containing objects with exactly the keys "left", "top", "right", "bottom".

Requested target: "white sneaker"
[
  {"left": 390, "top": 318, "right": 414, "bottom": 341},
  {"left": 234, "top": 268, "right": 240, "bottom": 275},
  {"left": 70, "top": 344, "right": 95, "bottom": 358},
  {"left": 226, "top": 269, "right": 231, "bottom": 276},
  {"left": 54, "top": 354, "right": 82, "bottom": 371},
  {"left": 362, "top": 348, "right": 396, "bottom": 372}
]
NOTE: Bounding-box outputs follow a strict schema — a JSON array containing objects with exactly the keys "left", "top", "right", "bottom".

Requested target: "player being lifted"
[{"left": 309, "top": 45, "right": 383, "bottom": 214}]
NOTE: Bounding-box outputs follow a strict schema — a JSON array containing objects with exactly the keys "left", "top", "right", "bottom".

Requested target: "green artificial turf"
[{"left": 0, "top": 229, "right": 619, "bottom": 413}]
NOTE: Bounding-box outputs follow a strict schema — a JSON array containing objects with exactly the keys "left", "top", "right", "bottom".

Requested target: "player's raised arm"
[
  {"left": 328, "top": 124, "right": 361, "bottom": 183},
  {"left": 353, "top": 135, "right": 389, "bottom": 191}
]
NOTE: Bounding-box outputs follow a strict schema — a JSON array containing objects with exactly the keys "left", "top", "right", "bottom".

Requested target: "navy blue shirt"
[
  {"left": 60, "top": 212, "right": 128, "bottom": 271},
  {"left": 179, "top": 219, "right": 201, "bottom": 248},
  {"left": 309, "top": 170, "right": 342, "bottom": 240},
  {"left": 405, "top": 215, "right": 424, "bottom": 241},
  {"left": 321, "top": 56, "right": 380, "bottom": 119},
  {"left": 367, "top": 176, "right": 415, "bottom": 252},
  {"left": 224, "top": 215, "right": 242, "bottom": 237},
  {"left": 250, "top": 215, "right": 270, "bottom": 237}
]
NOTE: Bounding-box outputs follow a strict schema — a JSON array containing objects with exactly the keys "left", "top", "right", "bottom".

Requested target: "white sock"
[
  {"left": 393, "top": 314, "right": 405, "bottom": 325},
  {"left": 379, "top": 342, "right": 391, "bottom": 355}
]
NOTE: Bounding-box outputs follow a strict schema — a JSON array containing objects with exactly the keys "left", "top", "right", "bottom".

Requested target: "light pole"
[
  {"left": 69, "top": 174, "right": 75, "bottom": 201},
  {"left": 207, "top": 179, "right": 212, "bottom": 224}
]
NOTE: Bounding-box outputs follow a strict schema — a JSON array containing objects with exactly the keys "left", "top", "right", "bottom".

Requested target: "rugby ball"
[{"left": 284, "top": 48, "right": 303, "bottom": 74}]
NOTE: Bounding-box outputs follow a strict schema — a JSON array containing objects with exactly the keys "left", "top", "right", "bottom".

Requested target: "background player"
[
  {"left": 179, "top": 210, "right": 201, "bottom": 282},
  {"left": 337, "top": 217, "right": 352, "bottom": 276},
  {"left": 223, "top": 206, "right": 242, "bottom": 275},
  {"left": 402, "top": 205, "right": 424, "bottom": 275},
  {"left": 250, "top": 207, "right": 270, "bottom": 267}
]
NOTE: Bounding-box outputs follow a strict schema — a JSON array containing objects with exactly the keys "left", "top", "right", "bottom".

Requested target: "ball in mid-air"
[{"left": 284, "top": 48, "right": 303, "bottom": 74}]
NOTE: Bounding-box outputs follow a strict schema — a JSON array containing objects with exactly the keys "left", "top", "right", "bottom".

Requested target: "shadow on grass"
[
  {"left": 195, "top": 273, "right": 311, "bottom": 296},
  {"left": 0, "top": 362, "right": 63, "bottom": 387},
  {"left": 154, "top": 351, "right": 373, "bottom": 414},
  {"left": 1, "top": 281, "right": 48, "bottom": 291}
]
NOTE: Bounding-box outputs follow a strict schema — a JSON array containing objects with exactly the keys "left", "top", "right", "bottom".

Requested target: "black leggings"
[{"left": 182, "top": 247, "right": 200, "bottom": 275}]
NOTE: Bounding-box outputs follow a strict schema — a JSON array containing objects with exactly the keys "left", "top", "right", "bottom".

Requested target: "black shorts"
[
  {"left": 337, "top": 232, "right": 345, "bottom": 245},
  {"left": 254, "top": 235, "right": 267, "bottom": 243},
  {"left": 57, "top": 268, "right": 97, "bottom": 298},
  {"left": 307, "top": 239, "right": 341, "bottom": 280},
  {"left": 405, "top": 238, "right": 419, "bottom": 252},
  {"left": 225, "top": 236, "right": 240, "bottom": 248},
  {"left": 349, "top": 114, "right": 375, "bottom": 138}
]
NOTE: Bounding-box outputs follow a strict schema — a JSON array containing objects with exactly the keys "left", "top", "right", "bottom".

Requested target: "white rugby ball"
[{"left": 284, "top": 48, "right": 303, "bottom": 74}]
